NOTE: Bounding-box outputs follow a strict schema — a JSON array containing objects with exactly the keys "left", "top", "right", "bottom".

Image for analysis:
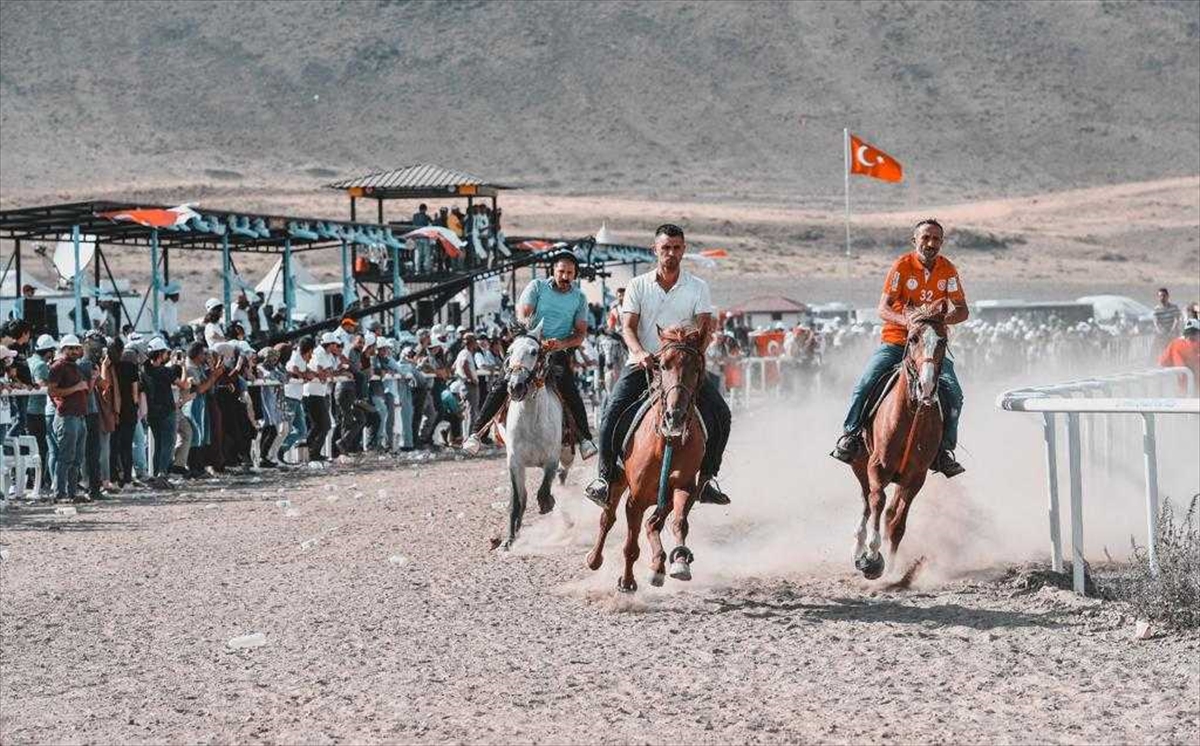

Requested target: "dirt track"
[{"left": 2, "top": 401, "right": 1198, "bottom": 745}]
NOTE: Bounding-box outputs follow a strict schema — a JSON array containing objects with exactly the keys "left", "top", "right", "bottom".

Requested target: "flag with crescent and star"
[{"left": 848, "top": 133, "right": 903, "bottom": 183}]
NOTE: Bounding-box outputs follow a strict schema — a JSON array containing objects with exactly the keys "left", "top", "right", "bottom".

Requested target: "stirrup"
[
  {"left": 933, "top": 450, "right": 965, "bottom": 478},
  {"left": 697, "top": 477, "right": 730, "bottom": 506},
  {"left": 584, "top": 478, "right": 609, "bottom": 507},
  {"left": 578, "top": 439, "right": 598, "bottom": 460},
  {"left": 829, "top": 433, "right": 863, "bottom": 464},
  {"left": 462, "top": 434, "right": 482, "bottom": 455}
]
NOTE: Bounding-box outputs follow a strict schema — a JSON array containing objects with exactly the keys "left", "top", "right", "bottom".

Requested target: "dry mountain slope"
[{"left": 1, "top": 0, "right": 1198, "bottom": 205}]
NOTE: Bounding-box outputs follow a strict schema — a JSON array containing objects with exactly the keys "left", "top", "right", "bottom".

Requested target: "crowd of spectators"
[{"left": 0, "top": 303, "right": 539, "bottom": 506}]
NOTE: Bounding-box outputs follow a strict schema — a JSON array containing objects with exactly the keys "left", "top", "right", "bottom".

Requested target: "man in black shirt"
[{"left": 141, "top": 338, "right": 182, "bottom": 488}]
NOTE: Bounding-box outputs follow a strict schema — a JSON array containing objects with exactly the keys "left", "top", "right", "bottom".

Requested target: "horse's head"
[
  {"left": 655, "top": 324, "right": 705, "bottom": 438},
  {"left": 505, "top": 321, "right": 544, "bottom": 402},
  {"left": 904, "top": 299, "right": 951, "bottom": 407}
]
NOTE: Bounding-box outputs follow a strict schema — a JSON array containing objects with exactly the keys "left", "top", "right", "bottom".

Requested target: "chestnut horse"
[
  {"left": 851, "top": 299, "right": 953, "bottom": 580},
  {"left": 586, "top": 325, "right": 707, "bottom": 592}
]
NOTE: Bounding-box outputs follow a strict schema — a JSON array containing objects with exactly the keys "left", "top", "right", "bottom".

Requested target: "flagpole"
[{"left": 843, "top": 127, "right": 851, "bottom": 259}]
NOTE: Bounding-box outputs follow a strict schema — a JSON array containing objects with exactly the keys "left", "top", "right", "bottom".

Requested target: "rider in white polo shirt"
[{"left": 584, "top": 224, "right": 731, "bottom": 507}]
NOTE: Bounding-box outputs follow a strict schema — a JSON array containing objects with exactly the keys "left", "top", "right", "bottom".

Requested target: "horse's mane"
[{"left": 658, "top": 324, "right": 704, "bottom": 347}]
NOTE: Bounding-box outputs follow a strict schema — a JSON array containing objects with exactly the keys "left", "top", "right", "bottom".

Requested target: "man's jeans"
[
  {"left": 279, "top": 398, "right": 308, "bottom": 456},
  {"left": 53, "top": 414, "right": 86, "bottom": 499},
  {"left": 841, "top": 343, "right": 963, "bottom": 451},
  {"left": 596, "top": 365, "right": 730, "bottom": 482},
  {"left": 148, "top": 411, "right": 177, "bottom": 477}
]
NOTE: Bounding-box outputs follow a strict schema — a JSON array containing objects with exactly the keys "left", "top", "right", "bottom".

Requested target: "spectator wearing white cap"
[
  {"left": 279, "top": 337, "right": 315, "bottom": 463},
  {"left": 203, "top": 299, "right": 225, "bottom": 348},
  {"left": 46, "top": 335, "right": 90, "bottom": 503},
  {"left": 416, "top": 333, "right": 452, "bottom": 447},
  {"left": 305, "top": 333, "right": 340, "bottom": 460},
  {"left": 453, "top": 333, "right": 481, "bottom": 432},
  {"left": 26, "top": 334, "right": 58, "bottom": 491},
  {"left": 140, "top": 337, "right": 184, "bottom": 487},
  {"left": 392, "top": 344, "right": 421, "bottom": 450},
  {"left": 370, "top": 338, "right": 398, "bottom": 451},
  {"left": 0, "top": 345, "right": 19, "bottom": 438}
]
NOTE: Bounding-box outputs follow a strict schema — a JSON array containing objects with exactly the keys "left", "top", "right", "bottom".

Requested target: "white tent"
[{"left": 255, "top": 257, "right": 344, "bottom": 324}]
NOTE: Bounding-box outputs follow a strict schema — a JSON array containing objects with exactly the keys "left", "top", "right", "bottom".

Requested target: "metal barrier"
[{"left": 997, "top": 367, "right": 1199, "bottom": 594}]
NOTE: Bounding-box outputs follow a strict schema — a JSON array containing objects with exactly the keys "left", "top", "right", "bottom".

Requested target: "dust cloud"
[{"left": 518, "top": 354, "right": 1199, "bottom": 592}]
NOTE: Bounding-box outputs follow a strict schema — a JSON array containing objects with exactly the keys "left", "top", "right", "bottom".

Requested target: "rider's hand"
[
  {"left": 629, "top": 350, "right": 655, "bottom": 370},
  {"left": 541, "top": 339, "right": 559, "bottom": 353}
]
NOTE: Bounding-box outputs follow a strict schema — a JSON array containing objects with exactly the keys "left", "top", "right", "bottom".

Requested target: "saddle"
[{"left": 862, "top": 365, "right": 903, "bottom": 429}]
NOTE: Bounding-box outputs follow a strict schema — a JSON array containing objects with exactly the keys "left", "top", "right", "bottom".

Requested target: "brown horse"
[
  {"left": 851, "top": 299, "right": 953, "bottom": 580},
  {"left": 586, "top": 325, "right": 707, "bottom": 592}
]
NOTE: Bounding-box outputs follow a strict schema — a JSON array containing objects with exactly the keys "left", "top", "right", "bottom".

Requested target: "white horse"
[{"left": 496, "top": 323, "right": 574, "bottom": 549}]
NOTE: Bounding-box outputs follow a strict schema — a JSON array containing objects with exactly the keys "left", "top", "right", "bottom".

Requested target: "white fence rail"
[{"left": 997, "top": 367, "right": 1199, "bottom": 594}]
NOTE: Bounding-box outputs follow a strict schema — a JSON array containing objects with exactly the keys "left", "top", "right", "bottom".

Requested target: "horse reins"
[{"left": 650, "top": 341, "right": 704, "bottom": 440}]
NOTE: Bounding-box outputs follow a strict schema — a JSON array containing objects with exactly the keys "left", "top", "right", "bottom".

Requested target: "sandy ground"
[{"left": 3, "top": 393, "right": 1198, "bottom": 744}]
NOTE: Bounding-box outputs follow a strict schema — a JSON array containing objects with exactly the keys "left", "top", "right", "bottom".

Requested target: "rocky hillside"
[{"left": 1, "top": 0, "right": 1197, "bottom": 207}]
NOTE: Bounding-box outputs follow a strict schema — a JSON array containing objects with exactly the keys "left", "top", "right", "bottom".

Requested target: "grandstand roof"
[
  {"left": 726, "top": 295, "right": 809, "bottom": 314},
  {"left": 326, "top": 164, "right": 512, "bottom": 199}
]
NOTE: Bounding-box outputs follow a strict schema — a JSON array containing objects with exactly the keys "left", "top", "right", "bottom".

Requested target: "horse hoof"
[
  {"left": 617, "top": 577, "right": 637, "bottom": 594},
  {"left": 586, "top": 552, "right": 603, "bottom": 571},
  {"left": 855, "top": 552, "right": 885, "bottom": 580},
  {"left": 668, "top": 560, "right": 692, "bottom": 581},
  {"left": 538, "top": 495, "right": 555, "bottom": 515},
  {"left": 649, "top": 571, "right": 666, "bottom": 587}
]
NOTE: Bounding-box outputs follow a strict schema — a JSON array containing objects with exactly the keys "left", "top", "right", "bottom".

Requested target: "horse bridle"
[
  {"left": 505, "top": 333, "right": 548, "bottom": 389},
  {"left": 903, "top": 322, "right": 946, "bottom": 401},
  {"left": 651, "top": 341, "right": 704, "bottom": 437}
]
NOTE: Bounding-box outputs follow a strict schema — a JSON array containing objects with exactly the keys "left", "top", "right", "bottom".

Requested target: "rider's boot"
[
  {"left": 462, "top": 433, "right": 483, "bottom": 455},
  {"left": 578, "top": 438, "right": 598, "bottom": 460},
  {"left": 584, "top": 477, "right": 609, "bottom": 507},
  {"left": 829, "top": 432, "right": 864, "bottom": 463},
  {"left": 697, "top": 475, "right": 730, "bottom": 505},
  {"left": 931, "top": 450, "right": 966, "bottom": 478}
]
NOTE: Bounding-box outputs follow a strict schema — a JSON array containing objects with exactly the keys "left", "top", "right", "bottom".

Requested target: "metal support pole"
[
  {"left": 72, "top": 225, "right": 83, "bottom": 334},
  {"left": 1141, "top": 413, "right": 1161, "bottom": 576},
  {"left": 843, "top": 127, "right": 852, "bottom": 259},
  {"left": 282, "top": 238, "right": 294, "bottom": 332},
  {"left": 13, "top": 238, "right": 21, "bottom": 319},
  {"left": 340, "top": 238, "right": 353, "bottom": 308},
  {"left": 391, "top": 242, "right": 401, "bottom": 333},
  {"left": 221, "top": 233, "right": 232, "bottom": 326},
  {"left": 163, "top": 245, "right": 170, "bottom": 285},
  {"left": 149, "top": 229, "right": 161, "bottom": 334},
  {"left": 1042, "top": 412, "right": 1064, "bottom": 572},
  {"left": 377, "top": 199, "right": 384, "bottom": 225},
  {"left": 1066, "top": 412, "right": 1086, "bottom": 594}
]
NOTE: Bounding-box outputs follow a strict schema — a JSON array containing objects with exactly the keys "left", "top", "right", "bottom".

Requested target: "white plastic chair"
[{"left": 2, "top": 436, "right": 42, "bottom": 498}]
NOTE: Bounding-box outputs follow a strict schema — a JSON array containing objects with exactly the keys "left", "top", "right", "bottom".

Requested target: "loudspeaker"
[
  {"left": 23, "top": 298, "right": 57, "bottom": 336},
  {"left": 416, "top": 299, "right": 435, "bottom": 327}
]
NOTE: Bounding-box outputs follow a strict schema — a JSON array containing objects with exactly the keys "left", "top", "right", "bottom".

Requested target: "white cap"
[
  {"left": 35, "top": 334, "right": 58, "bottom": 352},
  {"left": 449, "top": 380, "right": 466, "bottom": 396},
  {"left": 320, "top": 332, "right": 340, "bottom": 346},
  {"left": 377, "top": 338, "right": 394, "bottom": 350},
  {"left": 128, "top": 331, "right": 143, "bottom": 343},
  {"left": 59, "top": 334, "right": 83, "bottom": 348},
  {"left": 363, "top": 332, "right": 378, "bottom": 347},
  {"left": 146, "top": 337, "right": 169, "bottom": 353},
  {"left": 431, "top": 323, "right": 444, "bottom": 334},
  {"left": 205, "top": 298, "right": 222, "bottom": 312},
  {"left": 429, "top": 336, "right": 445, "bottom": 349},
  {"left": 1185, "top": 318, "right": 1200, "bottom": 332}
]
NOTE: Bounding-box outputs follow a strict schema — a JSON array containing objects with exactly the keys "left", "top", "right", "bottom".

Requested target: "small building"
[{"left": 725, "top": 296, "right": 810, "bottom": 329}]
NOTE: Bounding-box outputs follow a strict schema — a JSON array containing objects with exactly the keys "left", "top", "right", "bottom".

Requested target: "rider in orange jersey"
[{"left": 830, "top": 219, "right": 970, "bottom": 477}]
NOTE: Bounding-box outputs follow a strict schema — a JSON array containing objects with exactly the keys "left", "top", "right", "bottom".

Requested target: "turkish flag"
[{"left": 848, "top": 134, "right": 903, "bottom": 183}]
